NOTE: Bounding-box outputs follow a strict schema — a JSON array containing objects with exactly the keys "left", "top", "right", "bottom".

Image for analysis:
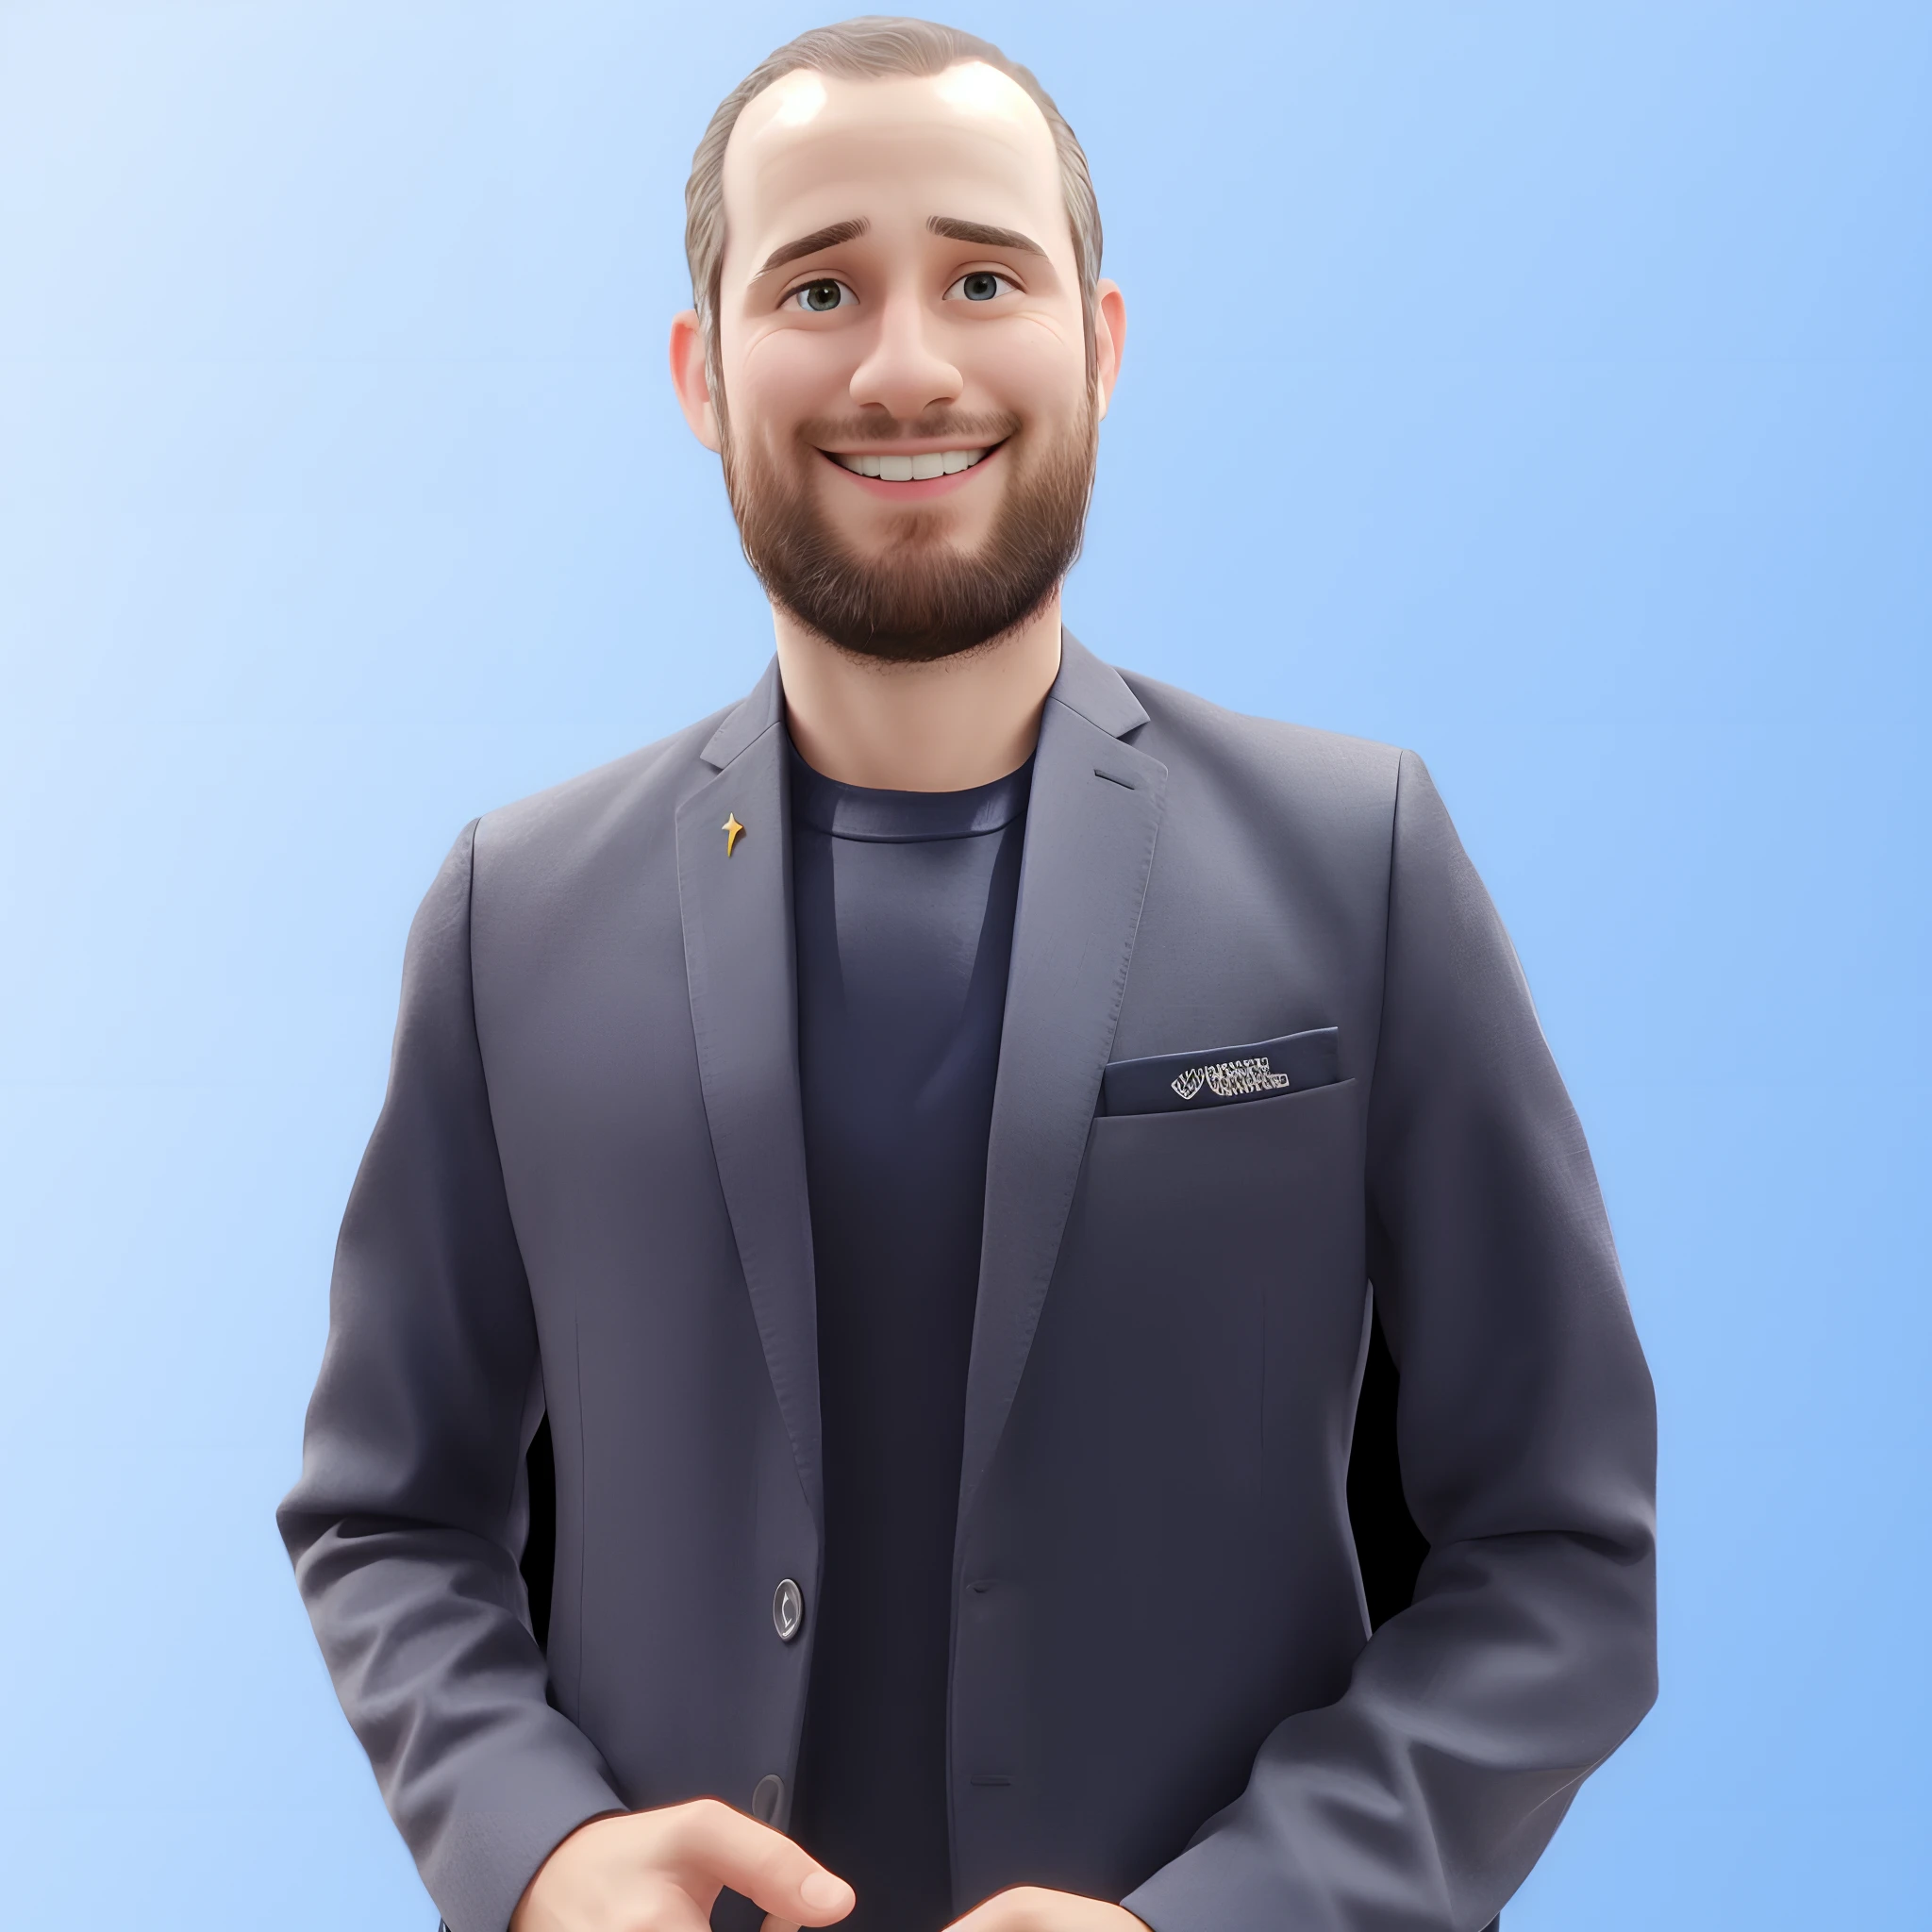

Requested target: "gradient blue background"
[{"left": 3, "top": 3, "right": 1926, "bottom": 1925}]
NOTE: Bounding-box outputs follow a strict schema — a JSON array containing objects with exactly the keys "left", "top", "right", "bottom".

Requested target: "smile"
[{"left": 826, "top": 446, "right": 994, "bottom": 481}]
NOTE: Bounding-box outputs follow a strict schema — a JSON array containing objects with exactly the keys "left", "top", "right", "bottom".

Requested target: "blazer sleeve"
[
  {"left": 1123, "top": 750, "right": 1657, "bottom": 1932},
  {"left": 276, "top": 824, "right": 625, "bottom": 1932}
]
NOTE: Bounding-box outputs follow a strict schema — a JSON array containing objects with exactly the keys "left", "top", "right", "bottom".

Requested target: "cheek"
[
  {"left": 955, "top": 314, "right": 1087, "bottom": 424},
  {"left": 728, "top": 325, "right": 853, "bottom": 433}
]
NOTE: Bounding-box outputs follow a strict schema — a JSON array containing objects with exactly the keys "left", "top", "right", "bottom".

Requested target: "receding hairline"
[
  {"left": 718, "top": 58, "right": 1068, "bottom": 246},
  {"left": 731, "top": 55, "right": 1056, "bottom": 142}
]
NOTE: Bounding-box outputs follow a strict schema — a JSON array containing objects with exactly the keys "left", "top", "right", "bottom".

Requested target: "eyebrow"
[
  {"left": 758, "top": 218, "right": 871, "bottom": 275},
  {"left": 926, "top": 214, "right": 1047, "bottom": 258}
]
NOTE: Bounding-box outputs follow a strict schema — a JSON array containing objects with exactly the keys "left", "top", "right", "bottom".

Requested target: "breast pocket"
[
  {"left": 1035, "top": 1079, "right": 1366, "bottom": 1491},
  {"left": 1099, "top": 1025, "right": 1341, "bottom": 1119},
  {"left": 1076, "top": 1077, "right": 1361, "bottom": 1300}
]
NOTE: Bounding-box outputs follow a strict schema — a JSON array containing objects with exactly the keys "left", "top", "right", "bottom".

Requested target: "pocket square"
[{"left": 1099, "top": 1027, "right": 1342, "bottom": 1118}]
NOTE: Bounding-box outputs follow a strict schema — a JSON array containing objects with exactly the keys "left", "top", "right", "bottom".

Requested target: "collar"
[{"left": 697, "top": 628, "right": 1147, "bottom": 774}]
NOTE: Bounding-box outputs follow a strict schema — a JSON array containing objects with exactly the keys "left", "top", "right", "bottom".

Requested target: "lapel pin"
[{"left": 722, "top": 812, "right": 745, "bottom": 858}]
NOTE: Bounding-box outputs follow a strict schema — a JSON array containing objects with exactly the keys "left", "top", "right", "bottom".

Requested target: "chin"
[{"left": 835, "top": 508, "right": 991, "bottom": 560}]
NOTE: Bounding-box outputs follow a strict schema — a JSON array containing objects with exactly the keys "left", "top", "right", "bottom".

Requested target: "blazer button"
[
  {"left": 772, "top": 1577, "right": 804, "bottom": 1641},
  {"left": 752, "top": 1774, "right": 785, "bottom": 1824}
]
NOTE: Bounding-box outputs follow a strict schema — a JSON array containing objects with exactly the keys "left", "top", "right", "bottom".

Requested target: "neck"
[{"left": 772, "top": 595, "right": 1063, "bottom": 791}]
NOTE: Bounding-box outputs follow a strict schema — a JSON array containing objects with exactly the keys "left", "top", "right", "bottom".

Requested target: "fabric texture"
[
  {"left": 278, "top": 637, "right": 1657, "bottom": 1932},
  {"left": 786, "top": 741, "right": 1032, "bottom": 1932}
]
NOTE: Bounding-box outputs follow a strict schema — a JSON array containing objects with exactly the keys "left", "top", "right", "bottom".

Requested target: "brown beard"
[{"left": 721, "top": 400, "right": 1098, "bottom": 664}]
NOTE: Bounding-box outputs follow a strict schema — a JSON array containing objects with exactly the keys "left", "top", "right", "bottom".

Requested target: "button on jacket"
[{"left": 277, "top": 637, "right": 1657, "bottom": 1932}]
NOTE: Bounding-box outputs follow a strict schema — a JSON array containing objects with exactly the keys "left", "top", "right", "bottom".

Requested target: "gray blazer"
[{"left": 279, "top": 638, "right": 1657, "bottom": 1932}]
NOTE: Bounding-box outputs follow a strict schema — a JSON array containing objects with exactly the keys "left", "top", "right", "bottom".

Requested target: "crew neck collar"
[{"left": 786, "top": 735, "right": 1034, "bottom": 843}]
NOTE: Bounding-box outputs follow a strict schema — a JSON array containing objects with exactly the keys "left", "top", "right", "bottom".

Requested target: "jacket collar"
[
  {"left": 696, "top": 630, "right": 1149, "bottom": 774},
  {"left": 699, "top": 654, "right": 785, "bottom": 771},
  {"left": 957, "top": 636, "right": 1165, "bottom": 1529}
]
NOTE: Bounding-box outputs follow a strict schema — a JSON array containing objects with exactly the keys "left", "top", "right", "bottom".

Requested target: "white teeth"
[{"left": 832, "top": 447, "right": 990, "bottom": 480}]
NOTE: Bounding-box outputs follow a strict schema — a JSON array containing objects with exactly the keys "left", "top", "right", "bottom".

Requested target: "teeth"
[{"left": 833, "top": 448, "right": 989, "bottom": 480}]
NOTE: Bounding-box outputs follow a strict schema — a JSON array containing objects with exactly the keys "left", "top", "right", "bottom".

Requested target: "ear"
[
  {"left": 1092, "top": 279, "right": 1126, "bottom": 423},
  {"left": 669, "top": 308, "right": 723, "bottom": 452}
]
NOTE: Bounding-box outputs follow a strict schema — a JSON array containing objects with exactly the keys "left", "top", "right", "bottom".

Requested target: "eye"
[
  {"left": 945, "top": 269, "right": 1018, "bottom": 303},
  {"left": 790, "top": 278, "right": 852, "bottom": 312}
]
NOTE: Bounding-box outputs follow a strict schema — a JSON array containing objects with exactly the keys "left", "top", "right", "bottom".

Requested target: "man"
[{"left": 279, "top": 20, "right": 1657, "bottom": 1932}]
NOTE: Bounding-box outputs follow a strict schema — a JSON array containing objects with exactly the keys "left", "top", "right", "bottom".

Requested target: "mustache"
[{"left": 795, "top": 409, "right": 1023, "bottom": 447}]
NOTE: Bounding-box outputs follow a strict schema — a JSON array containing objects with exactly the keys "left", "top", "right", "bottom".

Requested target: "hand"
[
  {"left": 945, "top": 1887, "right": 1146, "bottom": 1932},
  {"left": 508, "top": 1799, "right": 856, "bottom": 1932}
]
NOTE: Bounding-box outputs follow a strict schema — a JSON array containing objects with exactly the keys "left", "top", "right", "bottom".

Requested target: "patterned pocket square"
[{"left": 1099, "top": 1027, "right": 1342, "bottom": 1118}]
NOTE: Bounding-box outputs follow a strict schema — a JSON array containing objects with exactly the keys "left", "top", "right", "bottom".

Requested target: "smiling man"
[{"left": 280, "top": 20, "right": 1657, "bottom": 1932}]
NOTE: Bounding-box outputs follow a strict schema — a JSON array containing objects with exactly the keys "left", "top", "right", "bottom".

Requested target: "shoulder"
[
  {"left": 482, "top": 704, "right": 730, "bottom": 846},
  {"left": 463, "top": 703, "right": 733, "bottom": 912},
  {"left": 1113, "top": 664, "right": 1412, "bottom": 823}
]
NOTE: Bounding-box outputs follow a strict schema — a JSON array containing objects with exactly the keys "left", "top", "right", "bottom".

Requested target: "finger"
[
  {"left": 760, "top": 1917, "right": 802, "bottom": 1932},
  {"left": 669, "top": 1800, "right": 855, "bottom": 1926},
  {"left": 945, "top": 1886, "right": 1047, "bottom": 1932},
  {"left": 946, "top": 1889, "right": 1141, "bottom": 1932}
]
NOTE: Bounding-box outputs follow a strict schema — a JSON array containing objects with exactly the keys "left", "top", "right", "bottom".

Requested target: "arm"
[
  {"left": 1120, "top": 750, "right": 1658, "bottom": 1932},
  {"left": 277, "top": 824, "right": 627, "bottom": 1932}
]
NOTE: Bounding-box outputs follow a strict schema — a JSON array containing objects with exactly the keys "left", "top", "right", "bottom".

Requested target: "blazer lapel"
[
  {"left": 957, "top": 637, "right": 1167, "bottom": 1527},
  {"left": 675, "top": 661, "right": 822, "bottom": 1526}
]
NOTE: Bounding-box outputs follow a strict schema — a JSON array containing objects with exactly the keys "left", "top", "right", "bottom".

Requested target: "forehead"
[{"left": 720, "top": 63, "right": 1067, "bottom": 271}]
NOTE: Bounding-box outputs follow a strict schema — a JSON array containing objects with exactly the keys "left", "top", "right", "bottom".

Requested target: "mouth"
[
  {"left": 828, "top": 444, "right": 994, "bottom": 480},
  {"left": 819, "top": 441, "right": 1004, "bottom": 495}
]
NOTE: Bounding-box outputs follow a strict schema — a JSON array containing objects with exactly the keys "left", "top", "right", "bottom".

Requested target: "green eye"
[{"left": 795, "top": 280, "right": 846, "bottom": 311}]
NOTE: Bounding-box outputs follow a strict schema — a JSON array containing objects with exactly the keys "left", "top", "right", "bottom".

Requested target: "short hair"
[{"left": 684, "top": 16, "right": 1104, "bottom": 386}]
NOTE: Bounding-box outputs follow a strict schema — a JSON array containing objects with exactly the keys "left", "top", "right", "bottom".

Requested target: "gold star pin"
[{"left": 722, "top": 812, "right": 745, "bottom": 858}]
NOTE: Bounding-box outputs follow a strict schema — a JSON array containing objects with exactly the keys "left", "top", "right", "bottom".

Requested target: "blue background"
[{"left": 2, "top": 3, "right": 1925, "bottom": 1925}]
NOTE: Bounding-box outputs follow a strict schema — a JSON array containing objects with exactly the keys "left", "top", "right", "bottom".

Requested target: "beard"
[{"left": 721, "top": 399, "right": 1098, "bottom": 665}]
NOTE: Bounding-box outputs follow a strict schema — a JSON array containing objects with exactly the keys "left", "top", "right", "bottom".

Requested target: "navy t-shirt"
[{"left": 787, "top": 737, "right": 1033, "bottom": 1932}]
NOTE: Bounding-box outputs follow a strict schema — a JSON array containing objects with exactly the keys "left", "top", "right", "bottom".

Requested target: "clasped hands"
[{"left": 510, "top": 1800, "right": 1145, "bottom": 1932}]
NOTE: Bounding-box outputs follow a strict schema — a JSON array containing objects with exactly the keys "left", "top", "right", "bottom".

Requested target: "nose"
[{"left": 848, "top": 287, "right": 962, "bottom": 422}]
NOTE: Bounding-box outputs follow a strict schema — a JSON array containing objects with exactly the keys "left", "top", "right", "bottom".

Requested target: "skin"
[
  {"left": 514, "top": 63, "right": 1140, "bottom": 1932},
  {"left": 669, "top": 62, "right": 1125, "bottom": 790}
]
